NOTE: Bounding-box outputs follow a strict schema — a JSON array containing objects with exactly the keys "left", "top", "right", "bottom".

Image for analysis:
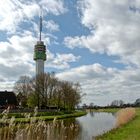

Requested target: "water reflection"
[
  {"left": 75, "top": 112, "right": 116, "bottom": 140},
  {"left": 89, "top": 111, "right": 94, "bottom": 117}
]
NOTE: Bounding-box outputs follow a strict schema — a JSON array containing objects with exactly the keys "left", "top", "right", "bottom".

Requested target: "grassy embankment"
[
  {"left": 15, "top": 111, "right": 86, "bottom": 123},
  {"left": 96, "top": 108, "right": 140, "bottom": 140},
  {"left": 87, "top": 108, "right": 120, "bottom": 113},
  {"left": 0, "top": 111, "right": 86, "bottom": 124}
]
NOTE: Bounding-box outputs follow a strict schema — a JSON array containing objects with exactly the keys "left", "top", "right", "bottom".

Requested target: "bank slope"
[{"left": 96, "top": 108, "right": 140, "bottom": 140}]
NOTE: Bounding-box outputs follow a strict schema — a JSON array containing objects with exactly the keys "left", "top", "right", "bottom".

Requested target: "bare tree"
[
  {"left": 14, "top": 75, "right": 31, "bottom": 96},
  {"left": 14, "top": 75, "right": 32, "bottom": 107}
]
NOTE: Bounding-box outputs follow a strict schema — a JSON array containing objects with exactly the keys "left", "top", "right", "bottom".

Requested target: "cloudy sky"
[{"left": 0, "top": 0, "right": 140, "bottom": 105}]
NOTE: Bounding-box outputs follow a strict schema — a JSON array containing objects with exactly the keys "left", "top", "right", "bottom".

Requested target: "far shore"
[{"left": 0, "top": 110, "right": 87, "bottom": 124}]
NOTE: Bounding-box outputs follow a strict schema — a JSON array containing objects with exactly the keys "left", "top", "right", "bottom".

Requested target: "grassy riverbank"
[
  {"left": 90, "top": 108, "right": 119, "bottom": 113},
  {"left": 96, "top": 108, "right": 140, "bottom": 140},
  {"left": 0, "top": 111, "right": 74, "bottom": 118},
  {"left": 0, "top": 111, "right": 86, "bottom": 124}
]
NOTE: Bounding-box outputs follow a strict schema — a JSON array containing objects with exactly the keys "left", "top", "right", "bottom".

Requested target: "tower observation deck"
[{"left": 34, "top": 15, "right": 46, "bottom": 75}]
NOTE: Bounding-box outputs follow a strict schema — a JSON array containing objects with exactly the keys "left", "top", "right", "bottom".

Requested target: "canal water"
[{"left": 75, "top": 112, "right": 116, "bottom": 140}]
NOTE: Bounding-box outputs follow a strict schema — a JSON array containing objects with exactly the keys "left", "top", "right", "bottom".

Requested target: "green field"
[
  {"left": 0, "top": 111, "right": 86, "bottom": 124},
  {"left": 96, "top": 108, "right": 140, "bottom": 140}
]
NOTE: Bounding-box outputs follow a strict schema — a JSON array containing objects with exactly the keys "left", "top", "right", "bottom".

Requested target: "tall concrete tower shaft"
[{"left": 34, "top": 15, "right": 46, "bottom": 75}]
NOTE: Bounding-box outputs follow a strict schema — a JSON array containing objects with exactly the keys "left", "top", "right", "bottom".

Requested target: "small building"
[{"left": 0, "top": 91, "right": 17, "bottom": 109}]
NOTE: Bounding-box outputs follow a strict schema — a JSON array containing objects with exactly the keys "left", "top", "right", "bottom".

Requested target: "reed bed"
[
  {"left": 115, "top": 107, "right": 136, "bottom": 128},
  {"left": 0, "top": 107, "right": 80, "bottom": 140}
]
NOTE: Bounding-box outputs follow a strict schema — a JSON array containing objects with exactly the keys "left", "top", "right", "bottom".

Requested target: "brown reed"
[{"left": 115, "top": 107, "right": 136, "bottom": 128}]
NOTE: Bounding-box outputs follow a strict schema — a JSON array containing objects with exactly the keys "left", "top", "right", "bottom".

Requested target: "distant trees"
[
  {"left": 110, "top": 99, "right": 140, "bottom": 108},
  {"left": 134, "top": 98, "right": 140, "bottom": 106},
  {"left": 111, "top": 100, "right": 124, "bottom": 107},
  {"left": 14, "top": 73, "right": 82, "bottom": 110},
  {"left": 81, "top": 103, "right": 94, "bottom": 109},
  {"left": 89, "top": 103, "right": 94, "bottom": 109}
]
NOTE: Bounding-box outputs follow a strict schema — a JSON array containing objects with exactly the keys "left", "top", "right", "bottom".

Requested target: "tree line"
[
  {"left": 81, "top": 99, "right": 140, "bottom": 110},
  {"left": 14, "top": 72, "right": 81, "bottom": 110}
]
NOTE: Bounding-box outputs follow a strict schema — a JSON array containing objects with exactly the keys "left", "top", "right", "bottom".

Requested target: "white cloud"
[
  {"left": 0, "top": 35, "right": 36, "bottom": 82},
  {"left": 57, "top": 63, "right": 140, "bottom": 105},
  {"left": 64, "top": 0, "right": 140, "bottom": 67},
  {"left": 0, "top": 0, "right": 40, "bottom": 33},
  {"left": 0, "top": 81, "right": 15, "bottom": 91},
  {"left": 46, "top": 53, "right": 81, "bottom": 69},
  {"left": 57, "top": 63, "right": 115, "bottom": 82},
  {"left": 0, "top": 0, "right": 67, "bottom": 33},
  {"left": 64, "top": 36, "right": 84, "bottom": 49},
  {"left": 23, "top": 3, "right": 39, "bottom": 19},
  {"left": 40, "top": 0, "right": 67, "bottom": 15},
  {"left": 44, "top": 20, "right": 59, "bottom": 32}
]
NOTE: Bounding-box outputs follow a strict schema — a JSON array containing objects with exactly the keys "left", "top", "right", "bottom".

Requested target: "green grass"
[
  {"left": 0, "top": 111, "right": 86, "bottom": 124},
  {"left": 96, "top": 108, "right": 140, "bottom": 140},
  {"left": 0, "top": 111, "right": 73, "bottom": 118},
  {"left": 88, "top": 108, "right": 119, "bottom": 113}
]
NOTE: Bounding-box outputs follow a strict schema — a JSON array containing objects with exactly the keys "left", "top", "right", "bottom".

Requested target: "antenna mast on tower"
[{"left": 39, "top": 9, "right": 43, "bottom": 41}]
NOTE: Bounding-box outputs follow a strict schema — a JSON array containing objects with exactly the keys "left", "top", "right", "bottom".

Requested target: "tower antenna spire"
[{"left": 39, "top": 8, "right": 43, "bottom": 41}]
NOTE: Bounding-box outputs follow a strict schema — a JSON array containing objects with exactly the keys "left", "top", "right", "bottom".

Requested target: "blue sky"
[{"left": 0, "top": 0, "right": 140, "bottom": 105}]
